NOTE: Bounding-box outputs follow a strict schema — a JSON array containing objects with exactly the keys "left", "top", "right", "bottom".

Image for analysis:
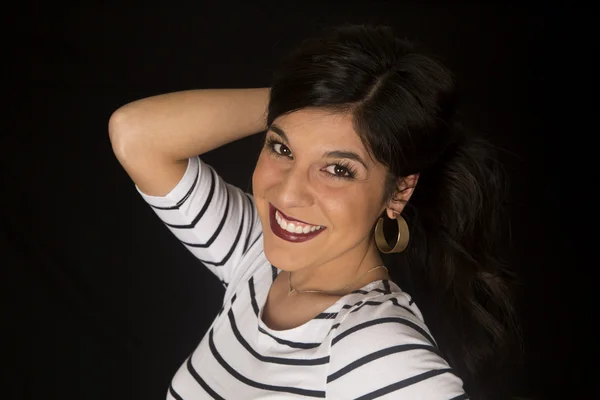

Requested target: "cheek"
[
  {"left": 252, "top": 153, "right": 282, "bottom": 194},
  {"left": 319, "top": 185, "right": 383, "bottom": 230}
]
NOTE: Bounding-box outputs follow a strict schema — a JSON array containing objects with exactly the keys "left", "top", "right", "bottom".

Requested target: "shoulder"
[
  {"left": 327, "top": 286, "right": 466, "bottom": 399},
  {"left": 332, "top": 285, "right": 436, "bottom": 349}
]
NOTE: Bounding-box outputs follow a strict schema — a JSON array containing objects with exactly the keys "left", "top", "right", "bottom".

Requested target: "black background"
[{"left": 3, "top": 2, "right": 583, "bottom": 399}]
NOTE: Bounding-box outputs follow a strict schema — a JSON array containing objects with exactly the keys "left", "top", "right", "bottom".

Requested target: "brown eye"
[
  {"left": 273, "top": 143, "right": 292, "bottom": 157},
  {"left": 324, "top": 164, "right": 355, "bottom": 178},
  {"left": 333, "top": 165, "right": 350, "bottom": 176}
]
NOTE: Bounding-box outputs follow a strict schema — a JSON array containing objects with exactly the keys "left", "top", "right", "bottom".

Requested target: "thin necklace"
[{"left": 287, "top": 265, "right": 388, "bottom": 296}]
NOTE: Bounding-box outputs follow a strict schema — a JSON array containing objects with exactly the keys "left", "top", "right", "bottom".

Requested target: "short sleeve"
[
  {"left": 136, "top": 156, "right": 263, "bottom": 286},
  {"left": 326, "top": 296, "right": 467, "bottom": 399}
]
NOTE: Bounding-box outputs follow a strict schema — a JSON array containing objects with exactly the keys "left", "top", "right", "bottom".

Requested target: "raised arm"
[
  {"left": 108, "top": 88, "right": 270, "bottom": 286},
  {"left": 108, "top": 88, "right": 270, "bottom": 196}
]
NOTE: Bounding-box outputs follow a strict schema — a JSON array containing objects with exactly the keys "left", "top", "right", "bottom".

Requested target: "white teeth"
[
  {"left": 286, "top": 223, "right": 296, "bottom": 233},
  {"left": 275, "top": 210, "right": 322, "bottom": 234}
]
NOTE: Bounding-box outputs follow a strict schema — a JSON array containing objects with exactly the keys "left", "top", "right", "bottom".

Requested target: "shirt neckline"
[{"left": 256, "top": 275, "right": 391, "bottom": 338}]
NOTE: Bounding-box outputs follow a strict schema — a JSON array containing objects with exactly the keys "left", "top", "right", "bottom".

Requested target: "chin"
[{"left": 262, "top": 239, "right": 308, "bottom": 272}]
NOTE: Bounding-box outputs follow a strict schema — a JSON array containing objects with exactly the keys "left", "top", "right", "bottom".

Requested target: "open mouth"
[{"left": 268, "top": 203, "right": 326, "bottom": 243}]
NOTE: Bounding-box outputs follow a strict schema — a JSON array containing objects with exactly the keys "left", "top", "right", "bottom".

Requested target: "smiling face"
[{"left": 252, "top": 108, "right": 392, "bottom": 274}]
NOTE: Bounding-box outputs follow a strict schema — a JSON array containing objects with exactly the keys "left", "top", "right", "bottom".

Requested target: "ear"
[{"left": 385, "top": 174, "right": 419, "bottom": 219}]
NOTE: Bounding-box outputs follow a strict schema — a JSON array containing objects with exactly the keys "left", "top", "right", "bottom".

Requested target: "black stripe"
[
  {"left": 258, "top": 326, "right": 321, "bottom": 349},
  {"left": 341, "top": 300, "right": 363, "bottom": 311},
  {"left": 347, "top": 298, "right": 416, "bottom": 318},
  {"left": 168, "top": 384, "right": 184, "bottom": 400},
  {"left": 227, "top": 309, "right": 329, "bottom": 365},
  {"left": 248, "top": 277, "right": 260, "bottom": 316},
  {"left": 351, "top": 287, "right": 393, "bottom": 295},
  {"left": 181, "top": 187, "right": 230, "bottom": 248},
  {"left": 350, "top": 301, "right": 383, "bottom": 312},
  {"left": 242, "top": 193, "right": 255, "bottom": 254},
  {"left": 372, "top": 288, "right": 392, "bottom": 294},
  {"left": 208, "top": 329, "right": 325, "bottom": 397},
  {"left": 327, "top": 343, "right": 441, "bottom": 383},
  {"left": 200, "top": 205, "right": 245, "bottom": 266},
  {"left": 186, "top": 355, "right": 224, "bottom": 399},
  {"left": 151, "top": 158, "right": 200, "bottom": 210},
  {"left": 341, "top": 297, "right": 415, "bottom": 316},
  {"left": 382, "top": 280, "right": 391, "bottom": 293},
  {"left": 353, "top": 368, "right": 453, "bottom": 400},
  {"left": 389, "top": 297, "right": 416, "bottom": 317},
  {"left": 331, "top": 317, "right": 437, "bottom": 348},
  {"left": 314, "top": 312, "right": 338, "bottom": 319},
  {"left": 247, "top": 233, "right": 263, "bottom": 252},
  {"left": 449, "top": 394, "right": 469, "bottom": 400},
  {"left": 164, "top": 167, "right": 216, "bottom": 228},
  {"left": 271, "top": 265, "right": 278, "bottom": 281}
]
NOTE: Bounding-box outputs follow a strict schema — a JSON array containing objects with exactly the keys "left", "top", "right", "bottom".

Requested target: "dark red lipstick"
[{"left": 269, "top": 203, "right": 325, "bottom": 243}]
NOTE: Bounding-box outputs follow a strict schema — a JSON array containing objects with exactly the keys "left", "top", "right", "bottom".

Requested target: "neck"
[{"left": 287, "top": 238, "right": 386, "bottom": 294}]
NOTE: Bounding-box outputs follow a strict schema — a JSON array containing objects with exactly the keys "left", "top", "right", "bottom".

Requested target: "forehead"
[{"left": 273, "top": 108, "right": 365, "bottom": 151}]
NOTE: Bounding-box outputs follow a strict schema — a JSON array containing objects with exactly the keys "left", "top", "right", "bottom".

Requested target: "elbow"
[{"left": 108, "top": 107, "right": 139, "bottom": 162}]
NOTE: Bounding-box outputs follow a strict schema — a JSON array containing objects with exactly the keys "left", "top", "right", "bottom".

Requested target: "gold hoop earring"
[{"left": 374, "top": 214, "right": 410, "bottom": 253}]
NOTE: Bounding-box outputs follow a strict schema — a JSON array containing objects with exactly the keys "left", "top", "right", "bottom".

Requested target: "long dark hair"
[{"left": 267, "top": 24, "right": 519, "bottom": 398}]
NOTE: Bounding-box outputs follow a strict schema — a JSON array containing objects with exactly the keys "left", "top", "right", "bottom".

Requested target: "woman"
[{"left": 109, "top": 24, "right": 517, "bottom": 399}]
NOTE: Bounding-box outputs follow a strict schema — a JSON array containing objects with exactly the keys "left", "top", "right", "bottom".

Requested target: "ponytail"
[{"left": 386, "top": 132, "right": 520, "bottom": 398}]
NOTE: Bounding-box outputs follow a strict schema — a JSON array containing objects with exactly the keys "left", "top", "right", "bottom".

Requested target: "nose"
[{"left": 277, "top": 165, "right": 314, "bottom": 209}]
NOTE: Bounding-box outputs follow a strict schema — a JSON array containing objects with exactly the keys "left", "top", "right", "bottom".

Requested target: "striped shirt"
[{"left": 137, "top": 156, "right": 467, "bottom": 399}]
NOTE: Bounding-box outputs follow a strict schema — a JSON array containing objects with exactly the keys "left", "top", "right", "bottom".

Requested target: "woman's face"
[{"left": 252, "top": 108, "right": 390, "bottom": 272}]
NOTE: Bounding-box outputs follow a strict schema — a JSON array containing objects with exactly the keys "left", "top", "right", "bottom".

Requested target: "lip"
[{"left": 269, "top": 203, "right": 326, "bottom": 243}]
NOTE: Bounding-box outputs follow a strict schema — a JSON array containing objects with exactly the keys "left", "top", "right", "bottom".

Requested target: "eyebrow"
[
  {"left": 269, "top": 124, "right": 288, "bottom": 141},
  {"left": 324, "top": 150, "right": 368, "bottom": 169},
  {"left": 268, "top": 123, "right": 369, "bottom": 170}
]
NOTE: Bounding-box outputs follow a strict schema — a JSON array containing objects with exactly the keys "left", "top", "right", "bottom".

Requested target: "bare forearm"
[
  {"left": 108, "top": 88, "right": 269, "bottom": 196},
  {"left": 109, "top": 88, "right": 269, "bottom": 160}
]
